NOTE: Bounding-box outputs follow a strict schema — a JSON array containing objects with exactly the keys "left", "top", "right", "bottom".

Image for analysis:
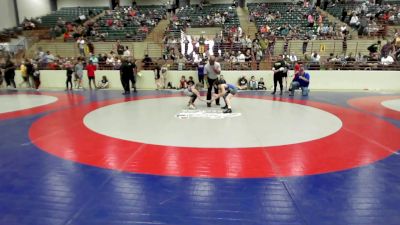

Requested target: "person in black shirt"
[
  {"left": 187, "top": 76, "right": 195, "bottom": 86},
  {"left": 142, "top": 54, "right": 153, "bottom": 69},
  {"left": 154, "top": 63, "right": 162, "bottom": 90},
  {"left": 65, "top": 62, "right": 74, "bottom": 90},
  {"left": 271, "top": 55, "right": 287, "bottom": 95},
  {"left": 120, "top": 58, "right": 136, "bottom": 94},
  {"left": 25, "top": 59, "right": 34, "bottom": 88},
  {"left": 4, "top": 58, "right": 16, "bottom": 88}
]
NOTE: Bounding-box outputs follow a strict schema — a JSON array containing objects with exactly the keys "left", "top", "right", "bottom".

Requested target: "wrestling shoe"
[
  {"left": 189, "top": 104, "right": 196, "bottom": 109},
  {"left": 223, "top": 108, "right": 232, "bottom": 113},
  {"left": 221, "top": 105, "right": 228, "bottom": 109}
]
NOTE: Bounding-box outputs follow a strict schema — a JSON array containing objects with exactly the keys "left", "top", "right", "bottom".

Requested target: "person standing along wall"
[
  {"left": 4, "top": 58, "right": 16, "bottom": 88},
  {"left": 86, "top": 61, "right": 97, "bottom": 89}
]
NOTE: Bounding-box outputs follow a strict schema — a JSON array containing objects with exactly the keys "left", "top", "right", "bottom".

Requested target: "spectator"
[
  {"left": 381, "top": 54, "right": 394, "bottom": 66},
  {"left": 87, "top": 53, "right": 97, "bottom": 65},
  {"left": 349, "top": 13, "right": 360, "bottom": 28},
  {"left": 238, "top": 76, "right": 248, "bottom": 89},
  {"left": 154, "top": 62, "right": 162, "bottom": 90},
  {"left": 65, "top": 61, "right": 74, "bottom": 91},
  {"left": 249, "top": 76, "right": 258, "bottom": 90},
  {"left": 219, "top": 75, "right": 227, "bottom": 84},
  {"left": 142, "top": 54, "right": 153, "bottom": 69},
  {"left": 86, "top": 60, "right": 97, "bottom": 89},
  {"left": 161, "top": 63, "right": 168, "bottom": 89},
  {"left": 289, "top": 52, "right": 298, "bottom": 63},
  {"left": 74, "top": 60, "right": 84, "bottom": 89},
  {"left": 258, "top": 77, "right": 266, "bottom": 90},
  {"left": 368, "top": 40, "right": 381, "bottom": 55},
  {"left": 4, "top": 58, "right": 16, "bottom": 88},
  {"left": 311, "top": 52, "right": 321, "bottom": 63},
  {"left": 32, "top": 64, "right": 41, "bottom": 91},
  {"left": 187, "top": 76, "right": 195, "bottom": 86},
  {"left": 77, "top": 37, "right": 86, "bottom": 56},
  {"left": 197, "top": 60, "right": 205, "bottom": 85},
  {"left": 237, "top": 51, "right": 245, "bottom": 63},
  {"left": 123, "top": 46, "right": 131, "bottom": 57},
  {"left": 98, "top": 76, "right": 110, "bottom": 89},
  {"left": 19, "top": 59, "right": 30, "bottom": 88},
  {"left": 179, "top": 76, "right": 187, "bottom": 89}
]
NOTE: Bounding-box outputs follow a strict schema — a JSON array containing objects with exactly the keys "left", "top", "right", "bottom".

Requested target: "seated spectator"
[
  {"left": 258, "top": 77, "right": 266, "bottom": 90},
  {"left": 367, "top": 41, "right": 381, "bottom": 55},
  {"left": 289, "top": 52, "right": 298, "bottom": 63},
  {"left": 237, "top": 51, "right": 245, "bottom": 63},
  {"left": 219, "top": 75, "right": 227, "bottom": 84},
  {"left": 123, "top": 46, "right": 131, "bottom": 57},
  {"left": 179, "top": 76, "right": 187, "bottom": 89},
  {"left": 142, "top": 54, "right": 153, "bottom": 69},
  {"left": 310, "top": 52, "right": 320, "bottom": 63},
  {"left": 249, "top": 76, "right": 258, "bottom": 90},
  {"left": 289, "top": 67, "right": 310, "bottom": 96},
  {"left": 340, "top": 24, "right": 348, "bottom": 38},
  {"left": 187, "top": 76, "right": 195, "bottom": 86},
  {"left": 238, "top": 76, "right": 248, "bottom": 89},
  {"left": 349, "top": 14, "right": 360, "bottom": 28},
  {"left": 381, "top": 54, "right": 394, "bottom": 66},
  {"left": 97, "top": 76, "right": 110, "bottom": 89}
]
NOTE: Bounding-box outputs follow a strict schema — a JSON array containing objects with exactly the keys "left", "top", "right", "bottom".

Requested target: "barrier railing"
[{"left": 34, "top": 60, "right": 400, "bottom": 71}]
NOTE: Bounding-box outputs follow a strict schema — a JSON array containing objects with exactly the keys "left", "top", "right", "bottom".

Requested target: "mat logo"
[{"left": 175, "top": 110, "right": 242, "bottom": 119}]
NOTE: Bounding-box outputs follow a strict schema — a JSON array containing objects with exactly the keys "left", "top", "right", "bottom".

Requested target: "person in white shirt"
[
  {"left": 381, "top": 54, "right": 394, "bottom": 65},
  {"left": 311, "top": 52, "right": 321, "bottom": 63},
  {"left": 289, "top": 52, "right": 298, "bottom": 63},
  {"left": 237, "top": 51, "right": 245, "bottom": 62},
  {"left": 238, "top": 26, "right": 243, "bottom": 37},
  {"left": 350, "top": 14, "right": 360, "bottom": 28},
  {"left": 207, "top": 39, "right": 214, "bottom": 56},
  {"left": 340, "top": 25, "right": 348, "bottom": 38},
  {"left": 187, "top": 35, "right": 193, "bottom": 55},
  {"left": 123, "top": 46, "right": 131, "bottom": 57},
  {"left": 204, "top": 55, "right": 221, "bottom": 107},
  {"left": 77, "top": 38, "right": 85, "bottom": 56}
]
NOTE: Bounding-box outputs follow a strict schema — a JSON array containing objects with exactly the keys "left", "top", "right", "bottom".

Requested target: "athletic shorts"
[{"left": 225, "top": 87, "right": 238, "bottom": 97}]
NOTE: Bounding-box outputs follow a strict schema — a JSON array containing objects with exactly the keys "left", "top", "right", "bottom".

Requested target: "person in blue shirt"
[
  {"left": 210, "top": 80, "right": 238, "bottom": 113},
  {"left": 289, "top": 66, "right": 310, "bottom": 96},
  {"left": 197, "top": 60, "right": 205, "bottom": 85}
]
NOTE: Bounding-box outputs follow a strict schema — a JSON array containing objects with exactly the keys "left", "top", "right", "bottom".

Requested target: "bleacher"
[
  {"left": 168, "top": 4, "right": 240, "bottom": 38},
  {"left": 325, "top": 1, "right": 398, "bottom": 36},
  {"left": 92, "top": 5, "right": 166, "bottom": 42},
  {"left": 248, "top": 2, "right": 330, "bottom": 39},
  {"left": 39, "top": 7, "right": 106, "bottom": 28}
]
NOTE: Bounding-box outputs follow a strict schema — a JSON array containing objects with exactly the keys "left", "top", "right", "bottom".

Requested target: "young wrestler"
[
  {"left": 186, "top": 83, "right": 205, "bottom": 109},
  {"left": 211, "top": 80, "right": 238, "bottom": 113}
]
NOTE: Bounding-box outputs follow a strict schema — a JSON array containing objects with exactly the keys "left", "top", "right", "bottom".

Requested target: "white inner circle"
[
  {"left": 381, "top": 99, "right": 400, "bottom": 112},
  {"left": 0, "top": 94, "right": 58, "bottom": 114},
  {"left": 84, "top": 97, "right": 343, "bottom": 148}
]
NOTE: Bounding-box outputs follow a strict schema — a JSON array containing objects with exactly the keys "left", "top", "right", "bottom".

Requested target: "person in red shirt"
[
  {"left": 294, "top": 63, "right": 301, "bottom": 73},
  {"left": 86, "top": 60, "right": 97, "bottom": 89}
]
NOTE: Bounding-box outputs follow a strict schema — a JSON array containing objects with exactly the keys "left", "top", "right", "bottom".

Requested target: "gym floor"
[{"left": 0, "top": 89, "right": 399, "bottom": 225}]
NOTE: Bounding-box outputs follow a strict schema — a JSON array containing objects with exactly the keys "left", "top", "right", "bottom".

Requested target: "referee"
[
  {"left": 120, "top": 58, "right": 136, "bottom": 95},
  {"left": 204, "top": 56, "right": 221, "bottom": 107}
]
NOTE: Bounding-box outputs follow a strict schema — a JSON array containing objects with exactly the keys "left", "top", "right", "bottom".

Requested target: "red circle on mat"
[
  {"left": 0, "top": 92, "right": 85, "bottom": 120},
  {"left": 29, "top": 95, "right": 400, "bottom": 178},
  {"left": 348, "top": 96, "right": 400, "bottom": 120}
]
